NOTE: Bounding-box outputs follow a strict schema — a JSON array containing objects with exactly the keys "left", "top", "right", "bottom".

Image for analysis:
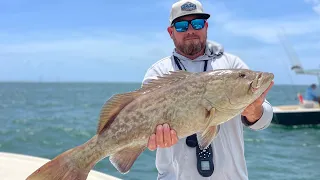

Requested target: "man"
[
  {"left": 142, "top": 0, "right": 274, "bottom": 179},
  {"left": 304, "top": 84, "right": 320, "bottom": 104}
]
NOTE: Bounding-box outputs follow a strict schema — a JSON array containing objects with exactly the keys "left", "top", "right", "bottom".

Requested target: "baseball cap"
[{"left": 169, "top": 0, "right": 210, "bottom": 25}]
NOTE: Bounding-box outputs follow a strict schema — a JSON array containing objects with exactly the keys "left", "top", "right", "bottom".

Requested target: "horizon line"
[{"left": 0, "top": 81, "right": 317, "bottom": 86}]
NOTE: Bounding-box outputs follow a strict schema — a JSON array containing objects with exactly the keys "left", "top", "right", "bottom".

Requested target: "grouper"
[{"left": 26, "top": 69, "right": 274, "bottom": 180}]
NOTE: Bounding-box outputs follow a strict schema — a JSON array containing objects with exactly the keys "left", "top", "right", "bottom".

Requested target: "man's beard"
[{"left": 173, "top": 35, "right": 206, "bottom": 56}]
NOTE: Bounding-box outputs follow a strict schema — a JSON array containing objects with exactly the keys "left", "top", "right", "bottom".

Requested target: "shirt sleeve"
[
  {"left": 231, "top": 55, "right": 274, "bottom": 130},
  {"left": 155, "top": 148, "right": 176, "bottom": 180},
  {"left": 310, "top": 90, "right": 317, "bottom": 99},
  {"left": 142, "top": 66, "right": 157, "bottom": 84}
]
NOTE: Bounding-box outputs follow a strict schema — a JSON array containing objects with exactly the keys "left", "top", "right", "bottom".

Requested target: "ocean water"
[{"left": 0, "top": 82, "right": 319, "bottom": 180}]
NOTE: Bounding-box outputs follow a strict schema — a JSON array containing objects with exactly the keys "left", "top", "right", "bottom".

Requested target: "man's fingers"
[
  {"left": 259, "top": 81, "right": 274, "bottom": 101},
  {"left": 148, "top": 134, "right": 156, "bottom": 151},
  {"left": 156, "top": 125, "right": 165, "bottom": 148},
  {"left": 171, "top": 130, "right": 178, "bottom": 145},
  {"left": 163, "top": 124, "right": 172, "bottom": 147},
  {"left": 148, "top": 124, "right": 179, "bottom": 151},
  {"left": 263, "top": 81, "right": 274, "bottom": 95}
]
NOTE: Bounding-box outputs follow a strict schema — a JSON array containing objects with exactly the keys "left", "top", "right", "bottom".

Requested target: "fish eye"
[{"left": 239, "top": 73, "right": 246, "bottom": 78}]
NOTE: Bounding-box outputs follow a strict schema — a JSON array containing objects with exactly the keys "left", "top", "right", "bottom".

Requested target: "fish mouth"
[{"left": 250, "top": 72, "right": 274, "bottom": 93}]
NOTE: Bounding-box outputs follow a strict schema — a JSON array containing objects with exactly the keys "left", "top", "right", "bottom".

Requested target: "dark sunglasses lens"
[
  {"left": 191, "top": 19, "right": 205, "bottom": 30},
  {"left": 174, "top": 21, "right": 189, "bottom": 32}
]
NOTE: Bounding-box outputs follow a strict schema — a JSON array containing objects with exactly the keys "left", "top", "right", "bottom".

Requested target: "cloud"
[
  {"left": 153, "top": 0, "right": 320, "bottom": 48},
  {"left": 0, "top": 0, "right": 319, "bottom": 84},
  {"left": 0, "top": 30, "right": 173, "bottom": 63},
  {"left": 0, "top": 29, "right": 175, "bottom": 82},
  {"left": 221, "top": 17, "right": 320, "bottom": 44},
  {"left": 305, "top": 0, "right": 320, "bottom": 15},
  {"left": 2, "top": 0, "right": 317, "bottom": 61},
  {"left": 194, "top": 0, "right": 320, "bottom": 84},
  {"left": 198, "top": 0, "right": 320, "bottom": 44}
]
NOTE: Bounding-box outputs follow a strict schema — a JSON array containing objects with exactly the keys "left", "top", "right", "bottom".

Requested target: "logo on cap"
[{"left": 181, "top": 2, "right": 197, "bottom": 11}]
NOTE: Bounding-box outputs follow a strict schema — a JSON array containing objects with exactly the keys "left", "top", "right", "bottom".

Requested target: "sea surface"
[{"left": 0, "top": 82, "right": 319, "bottom": 180}]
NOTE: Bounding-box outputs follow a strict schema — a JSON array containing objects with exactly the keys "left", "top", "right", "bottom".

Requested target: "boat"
[
  {"left": 271, "top": 31, "right": 320, "bottom": 126},
  {"left": 272, "top": 105, "right": 320, "bottom": 126},
  {"left": 0, "top": 152, "right": 121, "bottom": 180}
]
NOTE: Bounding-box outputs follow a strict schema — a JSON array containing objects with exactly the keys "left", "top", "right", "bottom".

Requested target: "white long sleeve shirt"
[{"left": 142, "top": 41, "right": 273, "bottom": 180}]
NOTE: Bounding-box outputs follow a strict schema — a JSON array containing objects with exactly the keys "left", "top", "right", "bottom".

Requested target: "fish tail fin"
[{"left": 26, "top": 145, "right": 94, "bottom": 180}]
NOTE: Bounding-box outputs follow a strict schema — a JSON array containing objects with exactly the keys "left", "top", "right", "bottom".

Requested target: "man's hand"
[
  {"left": 147, "top": 123, "right": 178, "bottom": 151},
  {"left": 242, "top": 81, "right": 274, "bottom": 123}
]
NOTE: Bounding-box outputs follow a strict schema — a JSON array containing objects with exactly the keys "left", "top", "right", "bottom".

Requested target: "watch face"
[{"left": 200, "top": 160, "right": 210, "bottom": 170}]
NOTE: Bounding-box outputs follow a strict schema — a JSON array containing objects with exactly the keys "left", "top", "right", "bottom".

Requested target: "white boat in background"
[
  {"left": 271, "top": 31, "right": 320, "bottom": 126},
  {"left": 0, "top": 152, "right": 121, "bottom": 180},
  {"left": 272, "top": 104, "right": 320, "bottom": 125}
]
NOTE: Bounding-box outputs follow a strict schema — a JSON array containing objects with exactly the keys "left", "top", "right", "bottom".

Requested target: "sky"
[{"left": 0, "top": 0, "right": 319, "bottom": 85}]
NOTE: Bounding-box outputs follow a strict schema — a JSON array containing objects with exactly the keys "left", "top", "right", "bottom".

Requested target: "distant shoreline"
[
  {"left": 0, "top": 81, "right": 142, "bottom": 84},
  {"left": 0, "top": 81, "right": 315, "bottom": 86}
]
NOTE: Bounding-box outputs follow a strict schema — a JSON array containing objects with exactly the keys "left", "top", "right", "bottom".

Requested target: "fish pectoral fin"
[
  {"left": 98, "top": 92, "right": 140, "bottom": 134},
  {"left": 197, "top": 125, "right": 220, "bottom": 150},
  {"left": 197, "top": 108, "right": 219, "bottom": 150},
  {"left": 109, "top": 145, "right": 146, "bottom": 174}
]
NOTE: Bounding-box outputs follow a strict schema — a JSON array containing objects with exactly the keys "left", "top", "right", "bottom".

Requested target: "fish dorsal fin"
[
  {"left": 141, "top": 70, "right": 193, "bottom": 93},
  {"left": 97, "top": 71, "right": 192, "bottom": 134},
  {"left": 97, "top": 91, "right": 140, "bottom": 134}
]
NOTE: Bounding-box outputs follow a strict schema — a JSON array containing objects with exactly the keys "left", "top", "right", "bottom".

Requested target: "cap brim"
[{"left": 171, "top": 13, "right": 210, "bottom": 25}]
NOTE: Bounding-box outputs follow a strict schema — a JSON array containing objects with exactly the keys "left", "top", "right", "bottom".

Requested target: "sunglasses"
[{"left": 173, "top": 19, "right": 206, "bottom": 32}]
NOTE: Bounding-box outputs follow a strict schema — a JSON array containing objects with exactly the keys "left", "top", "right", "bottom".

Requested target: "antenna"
[
  {"left": 277, "top": 28, "right": 304, "bottom": 74},
  {"left": 277, "top": 28, "right": 320, "bottom": 84}
]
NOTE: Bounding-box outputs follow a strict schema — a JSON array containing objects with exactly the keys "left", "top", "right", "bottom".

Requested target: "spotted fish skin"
[{"left": 26, "top": 69, "right": 274, "bottom": 180}]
